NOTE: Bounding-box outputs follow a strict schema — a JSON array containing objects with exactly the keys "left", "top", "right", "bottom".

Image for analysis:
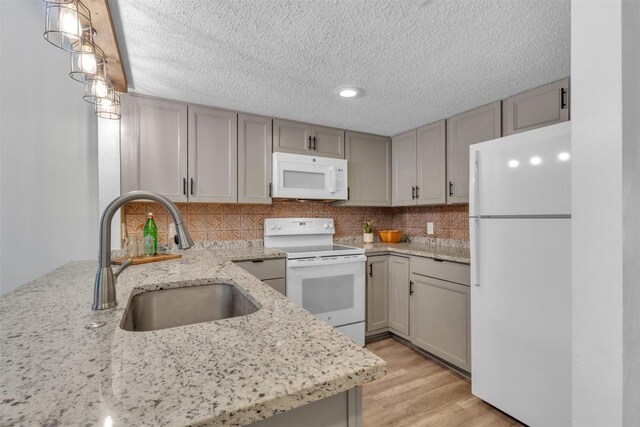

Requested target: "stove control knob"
[
  {"left": 269, "top": 223, "right": 276, "bottom": 231},
  {"left": 324, "top": 223, "right": 329, "bottom": 229},
  {"left": 328, "top": 223, "right": 334, "bottom": 229},
  {"left": 277, "top": 224, "right": 283, "bottom": 230}
]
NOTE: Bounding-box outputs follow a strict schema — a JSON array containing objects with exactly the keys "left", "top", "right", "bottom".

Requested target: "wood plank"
[
  {"left": 84, "top": 0, "right": 127, "bottom": 92},
  {"left": 363, "top": 338, "right": 523, "bottom": 427},
  {"left": 111, "top": 254, "right": 181, "bottom": 265}
]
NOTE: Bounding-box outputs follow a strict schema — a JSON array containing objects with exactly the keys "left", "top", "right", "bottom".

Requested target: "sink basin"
[{"left": 120, "top": 283, "right": 259, "bottom": 331}]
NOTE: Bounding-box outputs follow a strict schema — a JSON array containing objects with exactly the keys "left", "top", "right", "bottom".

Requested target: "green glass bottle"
[{"left": 143, "top": 212, "right": 158, "bottom": 256}]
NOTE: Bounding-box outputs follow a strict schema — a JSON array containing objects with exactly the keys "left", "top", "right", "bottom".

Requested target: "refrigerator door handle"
[
  {"left": 472, "top": 218, "right": 480, "bottom": 287},
  {"left": 472, "top": 150, "right": 480, "bottom": 217}
]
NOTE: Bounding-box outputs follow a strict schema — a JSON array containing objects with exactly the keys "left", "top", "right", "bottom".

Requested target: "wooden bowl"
[{"left": 378, "top": 230, "right": 403, "bottom": 243}]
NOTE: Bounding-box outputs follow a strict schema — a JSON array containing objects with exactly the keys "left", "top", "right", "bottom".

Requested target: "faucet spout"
[{"left": 92, "top": 191, "right": 194, "bottom": 310}]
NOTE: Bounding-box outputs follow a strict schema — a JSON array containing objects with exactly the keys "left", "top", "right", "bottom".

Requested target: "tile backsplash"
[{"left": 123, "top": 201, "right": 469, "bottom": 244}]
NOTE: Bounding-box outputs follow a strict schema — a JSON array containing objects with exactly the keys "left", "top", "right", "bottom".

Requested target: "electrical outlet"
[{"left": 427, "top": 222, "right": 434, "bottom": 235}]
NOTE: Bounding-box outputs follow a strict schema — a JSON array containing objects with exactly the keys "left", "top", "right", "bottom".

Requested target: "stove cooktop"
[{"left": 275, "top": 244, "right": 365, "bottom": 259}]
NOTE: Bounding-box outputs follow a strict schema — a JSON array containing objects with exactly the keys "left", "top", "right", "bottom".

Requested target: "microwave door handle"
[{"left": 330, "top": 166, "right": 336, "bottom": 193}]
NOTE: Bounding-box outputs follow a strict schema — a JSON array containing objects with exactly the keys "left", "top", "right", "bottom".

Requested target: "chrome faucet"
[{"left": 93, "top": 191, "right": 194, "bottom": 310}]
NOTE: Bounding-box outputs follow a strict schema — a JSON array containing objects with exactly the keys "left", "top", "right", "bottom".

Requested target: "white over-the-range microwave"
[{"left": 272, "top": 152, "right": 348, "bottom": 200}]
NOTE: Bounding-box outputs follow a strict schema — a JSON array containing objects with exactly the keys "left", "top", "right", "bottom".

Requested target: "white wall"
[
  {"left": 0, "top": 1, "right": 99, "bottom": 295},
  {"left": 571, "top": 0, "right": 640, "bottom": 426},
  {"left": 98, "top": 120, "right": 121, "bottom": 249}
]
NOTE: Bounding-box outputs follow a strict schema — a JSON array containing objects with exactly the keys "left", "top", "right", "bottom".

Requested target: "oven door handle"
[{"left": 287, "top": 254, "right": 367, "bottom": 268}]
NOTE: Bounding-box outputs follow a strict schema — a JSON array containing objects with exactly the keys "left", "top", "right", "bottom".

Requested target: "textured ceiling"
[{"left": 110, "top": 0, "right": 570, "bottom": 136}]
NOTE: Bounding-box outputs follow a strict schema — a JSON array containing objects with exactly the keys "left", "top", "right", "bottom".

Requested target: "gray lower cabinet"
[
  {"left": 366, "top": 256, "right": 389, "bottom": 332},
  {"left": 410, "top": 257, "right": 471, "bottom": 372},
  {"left": 249, "top": 388, "right": 361, "bottom": 427},
  {"left": 388, "top": 255, "right": 410, "bottom": 336},
  {"left": 273, "top": 119, "right": 344, "bottom": 159},
  {"left": 446, "top": 101, "right": 501, "bottom": 204},
  {"left": 503, "top": 78, "right": 570, "bottom": 136},
  {"left": 340, "top": 132, "right": 392, "bottom": 206},
  {"left": 238, "top": 113, "right": 272, "bottom": 204},
  {"left": 187, "top": 106, "right": 238, "bottom": 203},
  {"left": 233, "top": 259, "right": 286, "bottom": 295},
  {"left": 120, "top": 95, "right": 188, "bottom": 202}
]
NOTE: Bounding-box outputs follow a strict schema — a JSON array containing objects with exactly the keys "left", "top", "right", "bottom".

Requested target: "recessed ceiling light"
[
  {"left": 530, "top": 156, "right": 542, "bottom": 165},
  {"left": 558, "top": 152, "right": 571, "bottom": 161},
  {"left": 335, "top": 86, "right": 363, "bottom": 98}
]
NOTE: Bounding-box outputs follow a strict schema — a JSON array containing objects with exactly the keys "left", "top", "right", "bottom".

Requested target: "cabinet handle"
[
  {"left": 368, "top": 263, "right": 373, "bottom": 277},
  {"left": 449, "top": 181, "right": 454, "bottom": 197},
  {"left": 561, "top": 88, "right": 567, "bottom": 109},
  {"left": 347, "top": 186, "right": 350, "bottom": 200},
  {"left": 415, "top": 186, "right": 420, "bottom": 199},
  {"left": 308, "top": 135, "right": 312, "bottom": 150},
  {"left": 183, "top": 178, "right": 187, "bottom": 195},
  {"left": 410, "top": 280, "right": 414, "bottom": 295},
  {"left": 312, "top": 136, "right": 317, "bottom": 150},
  {"left": 251, "top": 260, "right": 264, "bottom": 263},
  {"left": 268, "top": 182, "right": 272, "bottom": 198},
  {"left": 411, "top": 186, "right": 416, "bottom": 200},
  {"left": 190, "top": 178, "right": 194, "bottom": 195}
]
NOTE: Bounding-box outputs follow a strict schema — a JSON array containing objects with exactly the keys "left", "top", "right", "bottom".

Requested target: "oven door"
[{"left": 286, "top": 255, "right": 365, "bottom": 327}]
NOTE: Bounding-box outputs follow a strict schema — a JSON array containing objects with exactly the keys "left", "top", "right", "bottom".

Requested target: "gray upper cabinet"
[
  {"left": 392, "top": 120, "right": 446, "bottom": 206},
  {"left": 273, "top": 119, "right": 312, "bottom": 155},
  {"left": 238, "top": 114, "right": 272, "bottom": 204},
  {"left": 388, "top": 255, "right": 410, "bottom": 337},
  {"left": 187, "top": 106, "right": 238, "bottom": 203},
  {"left": 120, "top": 95, "right": 189, "bottom": 203},
  {"left": 416, "top": 120, "right": 447, "bottom": 205},
  {"left": 446, "top": 101, "right": 501, "bottom": 204},
  {"left": 367, "top": 256, "right": 389, "bottom": 333},
  {"left": 392, "top": 130, "right": 417, "bottom": 206},
  {"left": 273, "top": 119, "right": 345, "bottom": 158},
  {"left": 341, "top": 132, "right": 392, "bottom": 206},
  {"left": 311, "top": 125, "right": 344, "bottom": 158},
  {"left": 503, "top": 78, "right": 570, "bottom": 136}
]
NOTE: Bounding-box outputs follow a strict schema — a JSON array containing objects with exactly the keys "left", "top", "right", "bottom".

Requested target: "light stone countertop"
[
  {"left": 0, "top": 247, "right": 386, "bottom": 426},
  {"left": 342, "top": 241, "right": 471, "bottom": 264}
]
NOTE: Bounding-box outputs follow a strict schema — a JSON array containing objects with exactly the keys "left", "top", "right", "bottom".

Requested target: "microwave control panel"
[{"left": 335, "top": 168, "right": 346, "bottom": 192}]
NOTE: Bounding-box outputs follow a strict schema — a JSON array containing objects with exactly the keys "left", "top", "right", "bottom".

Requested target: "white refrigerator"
[{"left": 469, "top": 122, "right": 572, "bottom": 427}]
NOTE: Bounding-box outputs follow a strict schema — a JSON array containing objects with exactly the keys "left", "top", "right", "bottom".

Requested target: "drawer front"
[
  {"left": 410, "top": 256, "right": 470, "bottom": 286},
  {"left": 234, "top": 259, "right": 285, "bottom": 280},
  {"left": 263, "top": 278, "right": 286, "bottom": 295}
]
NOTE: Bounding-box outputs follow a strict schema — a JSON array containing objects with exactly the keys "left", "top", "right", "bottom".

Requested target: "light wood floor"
[{"left": 363, "top": 338, "right": 523, "bottom": 427}]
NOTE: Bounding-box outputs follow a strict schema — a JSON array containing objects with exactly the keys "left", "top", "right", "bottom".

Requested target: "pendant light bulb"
[
  {"left": 59, "top": 4, "right": 81, "bottom": 40},
  {"left": 77, "top": 45, "right": 97, "bottom": 74},
  {"left": 95, "top": 80, "right": 108, "bottom": 98}
]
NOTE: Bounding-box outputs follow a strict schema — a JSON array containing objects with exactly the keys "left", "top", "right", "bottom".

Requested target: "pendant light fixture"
[
  {"left": 43, "top": 0, "right": 92, "bottom": 53},
  {"left": 69, "top": 36, "right": 104, "bottom": 83},
  {"left": 42, "top": 0, "right": 121, "bottom": 120}
]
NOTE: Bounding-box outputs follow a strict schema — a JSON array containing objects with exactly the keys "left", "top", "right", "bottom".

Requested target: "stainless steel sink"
[{"left": 120, "top": 283, "right": 259, "bottom": 331}]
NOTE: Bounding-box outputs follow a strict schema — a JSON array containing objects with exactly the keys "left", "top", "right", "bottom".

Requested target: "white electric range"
[{"left": 264, "top": 218, "right": 366, "bottom": 345}]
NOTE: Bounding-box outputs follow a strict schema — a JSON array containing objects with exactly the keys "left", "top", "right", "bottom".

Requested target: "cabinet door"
[
  {"left": 187, "top": 106, "right": 238, "bottom": 203},
  {"left": 503, "top": 78, "right": 570, "bottom": 136},
  {"left": 392, "top": 130, "right": 418, "bottom": 206},
  {"left": 342, "top": 132, "right": 392, "bottom": 206},
  {"left": 410, "top": 274, "right": 471, "bottom": 371},
  {"left": 366, "top": 256, "right": 389, "bottom": 332},
  {"left": 311, "top": 125, "right": 344, "bottom": 158},
  {"left": 238, "top": 114, "right": 272, "bottom": 204},
  {"left": 446, "top": 101, "right": 501, "bottom": 204},
  {"left": 273, "top": 119, "right": 312, "bottom": 155},
  {"left": 121, "top": 95, "right": 188, "bottom": 202},
  {"left": 416, "top": 121, "right": 446, "bottom": 205},
  {"left": 388, "top": 256, "right": 410, "bottom": 336}
]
